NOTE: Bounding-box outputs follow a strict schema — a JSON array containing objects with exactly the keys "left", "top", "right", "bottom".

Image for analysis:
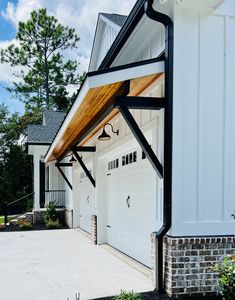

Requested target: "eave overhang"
[{"left": 45, "top": 57, "right": 164, "bottom": 163}]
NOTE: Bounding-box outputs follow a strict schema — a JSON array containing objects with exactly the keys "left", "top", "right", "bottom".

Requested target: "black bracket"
[
  {"left": 115, "top": 96, "right": 165, "bottom": 110},
  {"left": 72, "top": 147, "right": 96, "bottom": 187},
  {"left": 55, "top": 162, "right": 73, "bottom": 190},
  {"left": 114, "top": 97, "right": 164, "bottom": 178},
  {"left": 73, "top": 146, "right": 96, "bottom": 152}
]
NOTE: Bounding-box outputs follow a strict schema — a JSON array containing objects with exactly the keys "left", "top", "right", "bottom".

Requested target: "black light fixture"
[
  {"left": 69, "top": 155, "right": 77, "bottom": 163},
  {"left": 98, "top": 123, "right": 119, "bottom": 141}
]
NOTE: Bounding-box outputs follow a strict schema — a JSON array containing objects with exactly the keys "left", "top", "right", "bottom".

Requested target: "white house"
[{"left": 27, "top": 0, "right": 235, "bottom": 298}]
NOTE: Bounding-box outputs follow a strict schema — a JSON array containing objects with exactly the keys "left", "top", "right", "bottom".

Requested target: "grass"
[{"left": 0, "top": 215, "right": 17, "bottom": 224}]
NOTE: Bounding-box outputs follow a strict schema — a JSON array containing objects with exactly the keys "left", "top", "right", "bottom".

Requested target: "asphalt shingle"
[{"left": 27, "top": 111, "right": 66, "bottom": 144}]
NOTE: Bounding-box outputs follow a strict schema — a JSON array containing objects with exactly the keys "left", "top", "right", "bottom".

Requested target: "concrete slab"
[{"left": 0, "top": 229, "right": 154, "bottom": 300}]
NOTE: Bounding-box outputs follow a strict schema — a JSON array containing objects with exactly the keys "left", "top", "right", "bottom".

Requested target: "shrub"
[
  {"left": 46, "top": 218, "right": 60, "bottom": 229},
  {"left": 19, "top": 221, "right": 32, "bottom": 230},
  {"left": 26, "top": 198, "right": 34, "bottom": 212},
  {"left": 44, "top": 202, "right": 57, "bottom": 223},
  {"left": 212, "top": 256, "right": 235, "bottom": 300},
  {"left": 113, "top": 290, "right": 143, "bottom": 300}
]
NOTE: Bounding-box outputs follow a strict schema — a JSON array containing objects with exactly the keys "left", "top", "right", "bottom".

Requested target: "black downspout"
[{"left": 145, "top": 0, "right": 173, "bottom": 293}]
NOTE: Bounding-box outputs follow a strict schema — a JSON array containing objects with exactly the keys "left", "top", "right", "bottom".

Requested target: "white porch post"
[{"left": 33, "top": 154, "right": 40, "bottom": 210}]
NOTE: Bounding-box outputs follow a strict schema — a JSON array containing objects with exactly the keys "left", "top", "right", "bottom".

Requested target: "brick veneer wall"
[
  {"left": 158, "top": 235, "right": 235, "bottom": 298},
  {"left": 91, "top": 215, "right": 97, "bottom": 244}
]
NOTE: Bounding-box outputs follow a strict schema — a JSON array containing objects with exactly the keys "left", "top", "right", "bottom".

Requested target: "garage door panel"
[
  {"left": 106, "top": 158, "right": 155, "bottom": 267},
  {"left": 79, "top": 173, "right": 94, "bottom": 234}
]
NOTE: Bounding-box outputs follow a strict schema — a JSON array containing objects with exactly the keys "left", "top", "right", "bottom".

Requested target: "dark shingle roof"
[
  {"left": 101, "top": 13, "right": 127, "bottom": 27},
  {"left": 27, "top": 111, "right": 66, "bottom": 144}
]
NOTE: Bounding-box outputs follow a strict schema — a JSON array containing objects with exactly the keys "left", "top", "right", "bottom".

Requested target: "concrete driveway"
[{"left": 0, "top": 229, "right": 153, "bottom": 300}]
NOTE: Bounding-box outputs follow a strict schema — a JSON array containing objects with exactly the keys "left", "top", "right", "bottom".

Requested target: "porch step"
[
  {"left": 9, "top": 212, "right": 33, "bottom": 226},
  {"left": 9, "top": 219, "right": 19, "bottom": 226}
]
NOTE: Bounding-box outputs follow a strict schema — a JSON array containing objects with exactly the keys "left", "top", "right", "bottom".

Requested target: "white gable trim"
[{"left": 99, "top": 14, "right": 123, "bottom": 31}]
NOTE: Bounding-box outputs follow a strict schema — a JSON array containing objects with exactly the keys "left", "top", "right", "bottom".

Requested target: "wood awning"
[{"left": 45, "top": 58, "right": 164, "bottom": 162}]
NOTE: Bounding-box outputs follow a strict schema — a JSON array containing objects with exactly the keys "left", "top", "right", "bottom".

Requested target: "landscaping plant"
[
  {"left": 44, "top": 202, "right": 57, "bottom": 222},
  {"left": 19, "top": 221, "right": 32, "bottom": 230},
  {"left": 44, "top": 202, "right": 60, "bottom": 228},
  {"left": 46, "top": 219, "right": 60, "bottom": 229},
  {"left": 212, "top": 256, "right": 235, "bottom": 300},
  {"left": 113, "top": 290, "right": 143, "bottom": 300}
]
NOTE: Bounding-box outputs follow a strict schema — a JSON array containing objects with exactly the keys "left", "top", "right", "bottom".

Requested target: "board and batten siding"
[
  {"left": 96, "top": 24, "right": 118, "bottom": 69},
  {"left": 172, "top": 5, "right": 235, "bottom": 236}
]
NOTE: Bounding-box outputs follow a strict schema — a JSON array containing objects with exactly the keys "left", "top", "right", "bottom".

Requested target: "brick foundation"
[
  {"left": 91, "top": 215, "right": 97, "bottom": 244},
  {"left": 65, "top": 208, "right": 73, "bottom": 228},
  {"left": 157, "top": 235, "right": 235, "bottom": 298}
]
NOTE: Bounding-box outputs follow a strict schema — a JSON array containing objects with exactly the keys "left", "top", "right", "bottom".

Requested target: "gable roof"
[
  {"left": 100, "top": 13, "right": 127, "bottom": 27},
  {"left": 89, "top": 13, "right": 128, "bottom": 72},
  {"left": 27, "top": 111, "right": 66, "bottom": 144}
]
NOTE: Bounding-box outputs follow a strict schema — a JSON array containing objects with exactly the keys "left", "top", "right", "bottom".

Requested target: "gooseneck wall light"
[
  {"left": 69, "top": 155, "right": 77, "bottom": 163},
  {"left": 98, "top": 123, "right": 119, "bottom": 141}
]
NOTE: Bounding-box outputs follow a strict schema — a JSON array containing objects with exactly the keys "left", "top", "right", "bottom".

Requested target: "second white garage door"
[
  {"left": 79, "top": 172, "right": 94, "bottom": 234},
  {"left": 106, "top": 149, "right": 156, "bottom": 267}
]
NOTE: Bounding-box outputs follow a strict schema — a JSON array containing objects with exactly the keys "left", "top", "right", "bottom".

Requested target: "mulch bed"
[{"left": 0, "top": 224, "right": 68, "bottom": 232}]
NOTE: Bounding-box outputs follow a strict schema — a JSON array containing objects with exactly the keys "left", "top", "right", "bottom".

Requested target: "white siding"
[
  {"left": 172, "top": 6, "right": 235, "bottom": 236},
  {"left": 96, "top": 24, "right": 118, "bottom": 69}
]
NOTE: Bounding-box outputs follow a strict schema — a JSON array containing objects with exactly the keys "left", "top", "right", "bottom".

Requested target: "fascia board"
[
  {"left": 88, "top": 60, "right": 164, "bottom": 88},
  {"left": 45, "top": 79, "right": 90, "bottom": 162}
]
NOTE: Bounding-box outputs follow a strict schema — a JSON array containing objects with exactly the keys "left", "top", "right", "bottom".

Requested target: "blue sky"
[
  {"left": 0, "top": 0, "right": 135, "bottom": 115},
  {"left": 0, "top": 0, "right": 23, "bottom": 114}
]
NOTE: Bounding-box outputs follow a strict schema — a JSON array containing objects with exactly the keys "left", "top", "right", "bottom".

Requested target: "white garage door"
[
  {"left": 79, "top": 173, "right": 94, "bottom": 234},
  {"left": 106, "top": 149, "right": 156, "bottom": 267}
]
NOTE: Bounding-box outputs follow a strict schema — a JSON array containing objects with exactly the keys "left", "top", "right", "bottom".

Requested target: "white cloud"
[
  {"left": 1, "top": 0, "right": 136, "bottom": 75},
  {"left": 0, "top": 39, "right": 23, "bottom": 84}
]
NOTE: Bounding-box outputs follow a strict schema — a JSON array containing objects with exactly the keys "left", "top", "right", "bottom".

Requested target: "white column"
[{"left": 33, "top": 154, "right": 40, "bottom": 210}]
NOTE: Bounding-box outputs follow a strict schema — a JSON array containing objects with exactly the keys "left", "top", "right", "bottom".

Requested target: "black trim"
[
  {"left": 89, "top": 56, "right": 164, "bottom": 77},
  {"left": 56, "top": 163, "right": 73, "bottom": 167},
  {"left": 73, "top": 146, "right": 96, "bottom": 152},
  {"left": 115, "top": 96, "right": 165, "bottom": 110},
  {"left": 119, "top": 105, "right": 163, "bottom": 178},
  {"left": 55, "top": 162, "right": 73, "bottom": 190},
  {"left": 145, "top": 0, "right": 174, "bottom": 293},
  {"left": 72, "top": 148, "right": 96, "bottom": 187},
  {"left": 99, "top": 0, "right": 147, "bottom": 69}
]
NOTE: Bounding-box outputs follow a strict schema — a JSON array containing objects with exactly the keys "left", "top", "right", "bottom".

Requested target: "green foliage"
[
  {"left": 19, "top": 221, "right": 33, "bottom": 230},
  {"left": 0, "top": 143, "right": 33, "bottom": 213},
  {"left": 26, "top": 198, "right": 34, "bottom": 212},
  {"left": 212, "top": 256, "right": 235, "bottom": 300},
  {"left": 0, "top": 8, "right": 84, "bottom": 111},
  {"left": 44, "top": 202, "right": 57, "bottom": 222},
  {"left": 46, "top": 218, "right": 60, "bottom": 229},
  {"left": 113, "top": 291, "right": 143, "bottom": 300}
]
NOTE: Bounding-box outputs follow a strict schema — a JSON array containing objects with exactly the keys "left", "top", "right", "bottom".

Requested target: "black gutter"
[{"left": 145, "top": 0, "right": 173, "bottom": 293}]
